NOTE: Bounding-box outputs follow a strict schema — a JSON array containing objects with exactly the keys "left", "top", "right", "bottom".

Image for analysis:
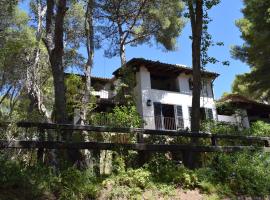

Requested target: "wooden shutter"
[
  {"left": 206, "top": 108, "right": 213, "bottom": 120},
  {"left": 175, "top": 106, "right": 184, "bottom": 129},
  {"left": 154, "top": 102, "right": 162, "bottom": 129}
]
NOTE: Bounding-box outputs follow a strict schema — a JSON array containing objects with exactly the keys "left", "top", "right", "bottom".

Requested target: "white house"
[
  {"left": 117, "top": 58, "right": 218, "bottom": 130},
  {"left": 71, "top": 58, "right": 270, "bottom": 130},
  {"left": 88, "top": 58, "right": 219, "bottom": 130}
]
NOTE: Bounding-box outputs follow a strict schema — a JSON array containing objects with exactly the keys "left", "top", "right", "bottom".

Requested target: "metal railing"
[
  {"left": 87, "top": 113, "right": 187, "bottom": 130},
  {"left": 143, "top": 116, "right": 185, "bottom": 131},
  {"left": 91, "top": 90, "right": 115, "bottom": 99}
]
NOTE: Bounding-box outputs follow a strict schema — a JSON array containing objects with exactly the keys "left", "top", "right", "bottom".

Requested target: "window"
[
  {"left": 151, "top": 74, "right": 179, "bottom": 92},
  {"left": 205, "top": 108, "right": 214, "bottom": 120},
  {"left": 188, "top": 107, "right": 214, "bottom": 121}
]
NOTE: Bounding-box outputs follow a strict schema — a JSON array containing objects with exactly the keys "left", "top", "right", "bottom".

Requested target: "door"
[
  {"left": 162, "top": 104, "right": 176, "bottom": 130},
  {"left": 154, "top": 103, "right": 176, "bottom": 130}
]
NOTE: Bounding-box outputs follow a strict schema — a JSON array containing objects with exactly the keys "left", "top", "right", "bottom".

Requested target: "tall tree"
[
  {"left": 0, "top": 9, "right": 35, "bottom": 113},
  {"left": 0, "top": 0, "right": 18, "bottom": 44},
  {"left": 232, "top": 74, "right": 270, "bottom": 103},
  {"left": 231, "top": 0, "right": 270, "bottom": 101},
  {"left": 96, "top": 0, "right": 185, "bottom": 65},
  {"left": 187, "top": 0, "right": 203, "bottom": 133},
  {"left": 187, "top": 0, "right": 221, "bottom": 133},
  {"left": 184, "top": 0, "right": 222, "bottom": 168},
  {"left": 27, "top": 0, "right": 51, "bottom": 121},
  {"left": 81, "top": 0, "right": 95, "bottom": 125},
  {"left": 43, "top": 0, "right": 68, "bottom": 124}
]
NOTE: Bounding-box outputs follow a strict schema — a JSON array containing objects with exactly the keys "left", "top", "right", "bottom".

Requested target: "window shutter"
[
  {"left": 154, "top": 102, "right": 162, "bottom": 116},
  {"left": 154, "top": 102, "right": 162, "bottom": 130},
  {"left": 188, "top": 107, "right": 192, "bottom": 119},
  {"left": 175, "top": 105, "right": 184, "bottom": 129},
  {"left": 207, "top": 108, "right": 214, "bottom": 120}
]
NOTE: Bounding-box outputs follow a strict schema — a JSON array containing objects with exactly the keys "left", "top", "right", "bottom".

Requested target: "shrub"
[
  {"left": 145, "top": 155, "right": 199, "bottom": 189},
  {"left": 55, "top": 168, "right": 98, "bottom": 200},
  {"left": 101, "top": 168, "right": 151, "bottom": 199},
  {"left": 210, "top": 151, "right": 270, "bottom": 196},
  {"left": 103, "top": 168, "right": 151, "bottom": 189},
  {"left": 201, "top": 120, "right": 239, "bottom": 135},
  {"left": 250, "top": 121, "right": 270, "bottom": 136},
  {"left": 0, "top": 158, "right": 100, "bottom": 200}
]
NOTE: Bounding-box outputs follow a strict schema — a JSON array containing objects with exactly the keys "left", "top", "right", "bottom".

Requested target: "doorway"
[{"left": 154, "top": 103, "right": 176, "bottom": 130}]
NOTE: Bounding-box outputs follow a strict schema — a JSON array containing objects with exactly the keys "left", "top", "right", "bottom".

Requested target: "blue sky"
[{"left": 20, "top": 0, "right": 249, "bottom": 99}]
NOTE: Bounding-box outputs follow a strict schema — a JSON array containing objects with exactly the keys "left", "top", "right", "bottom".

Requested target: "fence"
[{"left": 0, "top": 122, "right": 270, "bottom": 153}]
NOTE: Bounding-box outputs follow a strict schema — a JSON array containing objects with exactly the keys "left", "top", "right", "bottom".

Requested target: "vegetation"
[
  {"left": 1, "top": 147, "right": 270, "bottom": 199},
  {"left": 231, "top": 0, "right": 270, "bottom": 102},
  {"left": 1, "top": 0, "right": 270, "bottom": 199}
]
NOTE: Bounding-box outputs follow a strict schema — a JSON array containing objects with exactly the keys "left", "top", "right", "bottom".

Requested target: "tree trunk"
[
  {"left": 190, "top": 0, "right": 203, "bottom": 133},
  {"left": 81, "top": 0, "right": 94, "bottom": 125},
  {"left": 44, "top": 0, "right": 82, "bottom": 167},
  {"left": 184, "top": 0, "right": 203, "bottom": 169},
  {"left": 44, "top": 0, "right": 68, "bottom": 124},
  {"left": 118, "top": 21, "right": 126, "bottom": 66},
  {"left": 27, "top": 0, "right": 51, "bottom": 121},
  {"left": 50, "top": 0, "right": 68, "bottom": 125},
  {"left": 120, "top": 42, "right": 126, "bottom": 66},
  {"left": 76, "top": 0, "right": 95, "bottom": 170}
]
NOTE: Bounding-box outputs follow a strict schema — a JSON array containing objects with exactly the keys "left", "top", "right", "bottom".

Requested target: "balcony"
[{"left": 144, "top": 116, "right": 185, "bottom": 131}]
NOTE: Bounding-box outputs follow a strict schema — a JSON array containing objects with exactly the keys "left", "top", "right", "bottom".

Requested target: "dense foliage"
[
  {"left": 1, "top": 148, "right": 270, "bottom": 199},
  {"left": 1, "top": 0, "right": 270, "bottom": 199},
  {"left": 231, "top": 0, "right": 270, "bottom": 102}
]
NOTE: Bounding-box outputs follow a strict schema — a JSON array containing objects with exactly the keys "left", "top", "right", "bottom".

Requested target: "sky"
[{"left": 20, "top": 0, "right": 249, "bottom": 99}]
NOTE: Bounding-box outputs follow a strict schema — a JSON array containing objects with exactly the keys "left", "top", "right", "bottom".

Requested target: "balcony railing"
[
  {"left": 76, "top": 113, "right": 186, "bottom": 130},
  {"left": 144, "top": 116, "right": 185, "bottom": 131},
  {"left": 91, "top": 90, "right": 115, "bottom": 99}
]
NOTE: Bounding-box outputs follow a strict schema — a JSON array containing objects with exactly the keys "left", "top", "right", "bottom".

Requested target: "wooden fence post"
[
  {"left": 211, "top": 136, "right": 218, "bottom": 146},
  {"left": 37, "top": 127, "right": 45, "bottom": 163},
  {"left": 264, "top": 140, "right": 270, "bottom": 147},
  {"left": 137, "top": 130, "right": 147, "bottom": 166}
]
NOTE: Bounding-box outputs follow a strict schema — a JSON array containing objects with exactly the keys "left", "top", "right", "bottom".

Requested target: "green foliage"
[
  {"left": 110, "top": 105, "right": 143, "bottom": 128},
  {"left": 56, "top": 168, "right": 99, "bottom": 200},
  {"left": 101, "top": 168, "right": 151, "bottom": 199},
  {"left": 145, "top": 155, "right": 199, "bottom": 189},
  {"left": 250, "top": 120, "right": 270, "bottom": 136},
  {"left": 0, "top": 157, "right": 100, "bottom": 199},
  {"left": 97, "top": 0, "right": 185, "bottom": 62},
  {"left": 65, "top": 74, "right": 97, "bottom": 119},
  {"left": 91, "top": 105, "right": 143, "bottom": 128},
  {"left": 231, "top": 0, "right": 270, "bottom": 99},
  {"left": 210, "top": 152, "right": 270, "bottom": 196},
  {"left": 201, "top": 120, "right": 239, "bottom": 135},
  {"left": 115, "top": 66, "right": 137, "bottom": 104}
]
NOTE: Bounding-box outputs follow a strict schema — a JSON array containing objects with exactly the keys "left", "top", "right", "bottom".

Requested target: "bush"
[
  {"left": 210, "top": 151, "right": 270, "bottom": 196},
  {"left": 0, "top": 158, "right": 100, "bottom": 200},
  {"left": 145, "top": 155, "right": 199, "bottom": 189},
  {"left": 201, "top": 120, "right": 239, "bottom": 135},
  {"left": 103, "top": 168, "right": 151, "bottom": 189},
  {"left": 250, "top": 121, "right": 270, "bottom": 136},
  {"left": 101, "top": 168, "right": 151, "bottom": 199}
]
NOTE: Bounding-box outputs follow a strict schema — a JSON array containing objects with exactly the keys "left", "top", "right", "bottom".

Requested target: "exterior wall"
[
  {"left": 217, "top": 115, "right": 238, "bottom": 124},
  {"left": 91, "top": 90, "right": 110, "bottom": 99},
  {"left": 136, "top": 66, "right": 156, "bottom": 129},
  {"left": 217, "top": 109, "right": 250, "bottom": 128},
  {"left": 136, "top": 66, "right": 217, "bottom": 129}
]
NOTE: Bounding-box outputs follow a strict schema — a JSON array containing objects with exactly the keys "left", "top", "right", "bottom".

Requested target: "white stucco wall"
[
  {"left": 136, "top": 66, "right": 217, "bottom": 129},
  {"left": 217, "top": 109, "right": 250, "bottom": 128},
  {"left": 218, "top": 115, "right": 238, "bottom": 124}
]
